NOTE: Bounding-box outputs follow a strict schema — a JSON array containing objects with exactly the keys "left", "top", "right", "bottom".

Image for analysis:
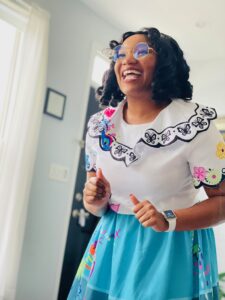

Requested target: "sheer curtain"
[{"left": 0, "top": 1, "right": 49, "bottom": 299}]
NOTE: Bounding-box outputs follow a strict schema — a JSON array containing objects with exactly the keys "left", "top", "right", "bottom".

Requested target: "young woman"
[{"left": 68, "top": 27, "right": 225, "bottom": 299}]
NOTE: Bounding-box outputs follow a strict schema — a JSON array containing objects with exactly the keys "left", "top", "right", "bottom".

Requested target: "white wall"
[
  {"left": 15, "top": 2, "right": 225, "bottom": 299},
  {"left": 15, "top": 1, "right": 121, "bottom": 300},
  {"left": 190, "top": 58, "right": 225, "bottom": 116}
]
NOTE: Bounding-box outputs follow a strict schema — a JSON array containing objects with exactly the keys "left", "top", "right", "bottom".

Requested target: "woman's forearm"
[{"left": 174, "top": 196, "right": 225, "bottom": 231}]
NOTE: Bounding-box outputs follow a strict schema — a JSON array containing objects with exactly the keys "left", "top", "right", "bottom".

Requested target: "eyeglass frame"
[{"left": 102, "top": 42, "right": 157, "bottom": 63}]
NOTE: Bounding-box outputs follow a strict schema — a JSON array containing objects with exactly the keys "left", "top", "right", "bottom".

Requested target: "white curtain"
[{"left": 0, "top": 1, "right": 49, "bottom": 299}]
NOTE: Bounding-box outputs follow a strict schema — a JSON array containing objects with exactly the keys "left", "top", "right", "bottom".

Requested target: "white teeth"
[{"left": 122, "top": 69, "right": 142, "bottom": 76}]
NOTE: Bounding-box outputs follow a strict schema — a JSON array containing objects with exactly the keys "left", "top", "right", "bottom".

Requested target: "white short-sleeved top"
[{"left": 85, "top": 98, "right": 225, "bottom": 215}]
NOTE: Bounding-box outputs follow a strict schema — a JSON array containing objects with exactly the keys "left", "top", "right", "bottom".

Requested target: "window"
[
  {"left": 0, "top": 17, "right": 23, "bottom": 139},
  {"left": 91, "top": 53, "right": 110, "bottom": 86}
]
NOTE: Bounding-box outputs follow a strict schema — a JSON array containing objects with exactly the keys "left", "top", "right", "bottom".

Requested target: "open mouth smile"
[{"left": 122, "top": 69, "right": 142, "bottom": 81}]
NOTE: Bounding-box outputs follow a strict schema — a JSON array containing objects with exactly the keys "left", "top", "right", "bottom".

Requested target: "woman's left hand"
[{"left": 130, "top": 194, "right": 169, "bottom": 232}]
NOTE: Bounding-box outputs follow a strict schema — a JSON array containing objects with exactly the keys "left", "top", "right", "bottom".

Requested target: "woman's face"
[{"left": 114, "top": 34, "right": 157, "bottom": 98}]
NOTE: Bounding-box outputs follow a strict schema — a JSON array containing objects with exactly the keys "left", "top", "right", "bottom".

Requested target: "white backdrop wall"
[
  {"left": 15, "top": 1, "right": 225, "bottom": 299},
  {"left": 190, "top": 58, "right": 225, "bottom": 115},
  {"left": 15, "top": 1, "right": 121, "bottom": 299}
]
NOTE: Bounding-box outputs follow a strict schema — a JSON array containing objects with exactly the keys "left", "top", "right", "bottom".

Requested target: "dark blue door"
[{"left": 58, "top": 86, "right": 101, "bottom": 300}]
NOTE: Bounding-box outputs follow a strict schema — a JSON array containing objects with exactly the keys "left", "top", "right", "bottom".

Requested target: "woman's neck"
[{"left": 123, "top": 96, "right": 169, "bottom": 125}]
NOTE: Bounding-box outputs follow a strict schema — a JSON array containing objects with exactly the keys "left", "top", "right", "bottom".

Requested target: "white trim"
[
  {"left": 0, "top": 0, "right": 30, "bottom": 12},
  {"left": 14, "top": 0, "right": 31, "bottom": 11},
  {"left": 0, "top": 0, "right": 29, "bottom": 31}
]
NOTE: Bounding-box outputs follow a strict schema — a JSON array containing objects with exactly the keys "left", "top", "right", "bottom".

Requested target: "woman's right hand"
[{"left": 83, "top": 168, "right": 111, "bottom": 212}]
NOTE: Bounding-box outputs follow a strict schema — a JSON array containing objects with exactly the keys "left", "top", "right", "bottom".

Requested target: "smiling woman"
[{"left": 67, "top": 27, "right": 225, "bottom": 300}]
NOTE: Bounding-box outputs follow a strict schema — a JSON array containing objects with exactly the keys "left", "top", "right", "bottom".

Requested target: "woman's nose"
[{"left": 122, "top": 50, "right": 137, "bottom": 64}]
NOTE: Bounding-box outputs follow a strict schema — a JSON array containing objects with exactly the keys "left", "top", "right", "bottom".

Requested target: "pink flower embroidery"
[
  {"left": 104, "top": 108, "right": 116, "bottom": 118},
  {"left": 193, "top": 167, "right": 207, "bottom": 181},
  {"left": 110, "top": 203, "right": 120, "bottom": 212}
]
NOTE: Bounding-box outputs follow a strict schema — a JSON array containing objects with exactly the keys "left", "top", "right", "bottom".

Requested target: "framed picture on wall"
[
  {"left": 44, "top": 87, "right": 66, "bottom": 120},
  {"left": 215, "top": 116, "right": 225, "bottom": 140}
]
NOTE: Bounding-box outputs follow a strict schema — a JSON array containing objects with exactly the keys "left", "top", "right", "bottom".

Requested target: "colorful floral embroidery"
[
  {"left": 76, "top": 240, "right": 98, "bottom": 279},
  {"left": 88, "top": 106, "right": 138, "bottom": 166},
  {"left": 193, "top": 167, "right": 225, "bottom": 188},
  {"left": 76, "top": 228, "right": 121, "bottom": 280},
  {"left": 191, "top": 231, "right": 212, "bottom": 292},
  {"left": 89, "top": 112, "right": 116, "bottom": 152},
  {"left": 216, "top": 142, "right": 225, "bottom": 159}
]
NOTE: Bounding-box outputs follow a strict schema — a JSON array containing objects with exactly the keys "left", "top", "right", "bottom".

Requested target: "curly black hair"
[{"left": 96, "top": 27, "right": 193, "bottom": 107}]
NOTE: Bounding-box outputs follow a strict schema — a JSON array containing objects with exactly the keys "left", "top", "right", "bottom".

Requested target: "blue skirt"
[{"left": 67, "top": 209, "right": 219, "bottom": 300}]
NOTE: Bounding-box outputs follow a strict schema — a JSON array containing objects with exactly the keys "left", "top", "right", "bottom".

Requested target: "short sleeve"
[
  {"left": 187, "top": 120, "right": 225, "bottom": 189},
  {"left": 84, "top": 131, "right": 97, "bottom": 172}
]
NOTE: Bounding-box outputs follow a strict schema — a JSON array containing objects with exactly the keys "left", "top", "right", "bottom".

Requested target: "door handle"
[
  {"left": 75, "top": 192, "right": 83, "bottom": 202},
  {"left": 72, "top": 208, "right": 90, "bottom": 227}
]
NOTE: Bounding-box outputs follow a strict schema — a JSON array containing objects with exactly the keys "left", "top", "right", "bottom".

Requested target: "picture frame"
[
  {"left": 215, "top": 116, "right": 225, "bottom": 140},
  {"left": 44, "top": 87, "right": 66, "bottom": 120}
]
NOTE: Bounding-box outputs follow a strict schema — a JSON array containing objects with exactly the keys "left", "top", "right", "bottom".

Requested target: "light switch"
[{"left": 49, "top": 163, "right": 69, "bottom": 182}]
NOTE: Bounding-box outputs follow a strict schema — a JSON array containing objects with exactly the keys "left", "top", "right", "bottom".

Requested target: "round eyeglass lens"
[
  {"left": 134, "top": 42, "right": 149, "bottom": 59},
  {"left": 113, "top": 45, "right": 126, "bottom": 62}
]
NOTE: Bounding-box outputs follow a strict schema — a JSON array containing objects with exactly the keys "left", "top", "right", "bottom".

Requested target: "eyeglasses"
[{"left": 103, "top": 42, "right": 156, "bottom": 63}]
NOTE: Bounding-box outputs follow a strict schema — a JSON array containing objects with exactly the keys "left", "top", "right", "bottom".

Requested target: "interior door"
[{"left": 57, "top": 86, "right": 101, "bottom": 300}]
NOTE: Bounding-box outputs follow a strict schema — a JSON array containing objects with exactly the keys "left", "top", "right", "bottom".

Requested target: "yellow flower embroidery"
[{"left": 216, "top": 142, "right": 225, "bottom": 159}]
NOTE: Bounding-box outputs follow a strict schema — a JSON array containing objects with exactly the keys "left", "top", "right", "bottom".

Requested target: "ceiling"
[{"left": 80, "top": 0, "right": 225, "bottom": 62}]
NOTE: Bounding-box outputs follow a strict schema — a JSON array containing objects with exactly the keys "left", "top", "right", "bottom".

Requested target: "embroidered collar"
[{"left": 87, "top": 99, "right": 217, "bottom": 167}]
